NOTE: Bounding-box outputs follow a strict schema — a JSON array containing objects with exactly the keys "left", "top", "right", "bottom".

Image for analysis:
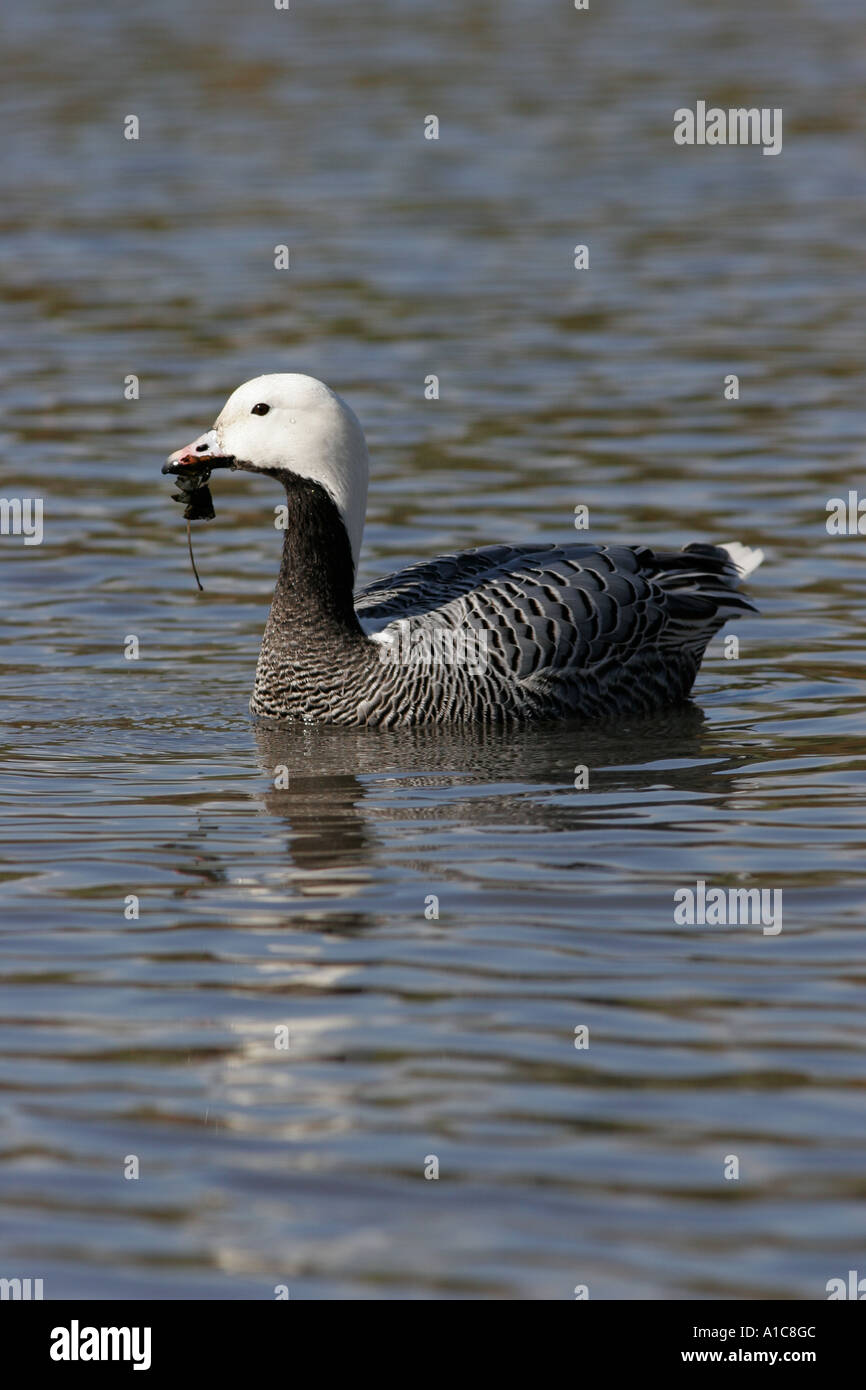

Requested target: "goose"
[{"left": 163, "top": 373, "right": 762, "bottom": 727}]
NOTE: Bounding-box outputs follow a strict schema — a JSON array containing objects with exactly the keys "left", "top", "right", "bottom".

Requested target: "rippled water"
[{"left": 2, "top": 0, "right": 866, "bottom": 1298}]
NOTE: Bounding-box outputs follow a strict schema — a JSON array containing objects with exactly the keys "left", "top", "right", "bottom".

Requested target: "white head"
[{"left": 165, "top": 374, "right": 369, "bottom": 572}]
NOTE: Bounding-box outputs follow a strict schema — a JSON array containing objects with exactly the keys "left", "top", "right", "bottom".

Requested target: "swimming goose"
[{"left": 163, "top": 373, "right": 762, "bottom": 727}]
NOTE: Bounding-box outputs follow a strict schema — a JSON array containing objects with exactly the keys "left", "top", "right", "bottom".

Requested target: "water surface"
[{"left": 1, "top": 0, "right": 866, "bottom": 1298}]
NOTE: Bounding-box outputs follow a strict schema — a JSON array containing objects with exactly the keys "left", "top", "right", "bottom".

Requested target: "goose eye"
[{"left": 251, "top": 403, "right": 270, "bottom": 416}]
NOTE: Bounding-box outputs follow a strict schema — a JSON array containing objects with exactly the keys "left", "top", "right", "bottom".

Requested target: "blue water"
[{"left": 1, "top": 0, "right": 865, "bottom": 1298}]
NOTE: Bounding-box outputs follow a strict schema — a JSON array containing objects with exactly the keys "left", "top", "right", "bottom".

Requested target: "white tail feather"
[{"left": 719, "top": 541, "right": 764, "bottom": 578}]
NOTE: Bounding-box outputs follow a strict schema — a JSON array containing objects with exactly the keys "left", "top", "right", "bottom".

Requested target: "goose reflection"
[{"left": 251, "top": 701, "right": 735, "bottom": 887}]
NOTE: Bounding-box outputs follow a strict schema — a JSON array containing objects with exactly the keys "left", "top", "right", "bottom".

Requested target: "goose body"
[{"left": 164, "top": 374, "right": 762, "bottom": 728}]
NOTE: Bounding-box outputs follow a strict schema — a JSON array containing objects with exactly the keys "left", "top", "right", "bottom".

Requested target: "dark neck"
[{"left": 262, "top": 470, "right": 363, "bottom": 653}]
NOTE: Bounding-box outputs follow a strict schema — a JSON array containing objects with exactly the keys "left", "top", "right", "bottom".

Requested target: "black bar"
[{"left": 2, "top": 1298, "right": 862, "bottom": 1373}]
